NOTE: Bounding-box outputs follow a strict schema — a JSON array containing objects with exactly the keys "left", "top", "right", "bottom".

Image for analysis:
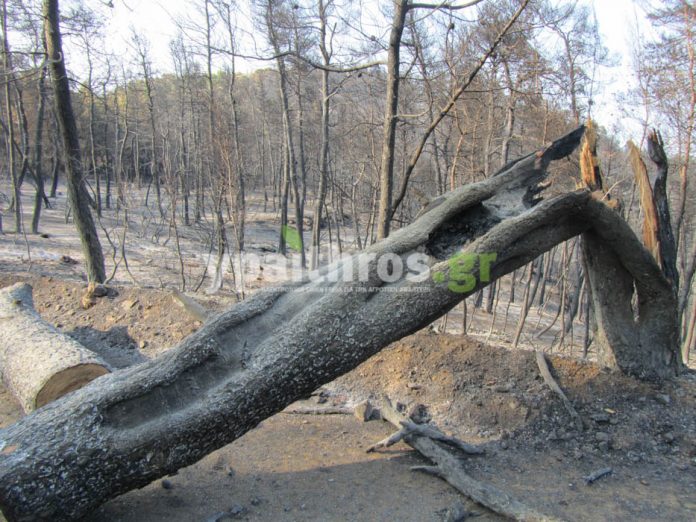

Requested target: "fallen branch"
[
  {"left": 535, "top": 351, "right": 583, "bottom": 432},
  {"left": 367, "top": 419, "right": 483, "bottom": 455},
  {"left": 282, "top": 406, "right": 352, "bottom": 415},
  {"left": 583, "top": 467, "right": 613, "bottom": 485},
  {"left": 366, "top": 426, "right": 411, "bottom": 453},
  {"left": 375, "top": 398, "right": 563, "bottom": 522}
]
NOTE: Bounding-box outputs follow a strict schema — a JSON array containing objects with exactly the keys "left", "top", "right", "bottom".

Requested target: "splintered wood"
[{"left": 627, "top": 140, "right": 661, "bottom": 265}]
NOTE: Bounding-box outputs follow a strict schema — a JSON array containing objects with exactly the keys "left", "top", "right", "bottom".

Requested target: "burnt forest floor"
[{"left": 0, "top": 269, "right": 694, "bottom": 521}]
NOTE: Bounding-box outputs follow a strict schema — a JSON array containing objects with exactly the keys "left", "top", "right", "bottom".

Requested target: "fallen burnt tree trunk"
[{"left": 0, "top": 127, "right": 682, "bottom": 521}]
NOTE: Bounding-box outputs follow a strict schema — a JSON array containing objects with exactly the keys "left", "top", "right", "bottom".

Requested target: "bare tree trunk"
[
  {"left": 101, "top": 80, "right": 111, "bottom": 210},
  {"left": 1, "top": 0, "right": 21, "bottom": 233},
  {"left": 134, "top": 34, "right": 163, "bottom": 219},
  {"left": 49, "top": 123, "right": 60, "bottom": 198},
  {"left": 376, "top": 0, "right": 407, "bottom": 240},
  {"left": 43, "top": 0, "right": 105, "bottom": 283},
  {"left": 86, "top": 48, "right": 101, "bottom": 217},
  {"left": 31, "top": 62, "right": 49, "bottom": 234},
  {"left": 0, "top": 283, "right": 110, "bottom": 414},
  {"left": 311, "top": 0, "right": 331, "bottom": 269},
  {"left": 582, "top": 220, "right": 682, "bottom": 378},
  {"left": 265, "top": 0, "right": 304, "bottom": 261}
]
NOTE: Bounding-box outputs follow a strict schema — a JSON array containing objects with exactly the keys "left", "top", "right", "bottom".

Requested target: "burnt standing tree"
[
  {"left": 0, "top": 127, "right": 684, "bottom": 521},
  {"left": 43, "top": 0, "right": 106, "bottom": 283}
]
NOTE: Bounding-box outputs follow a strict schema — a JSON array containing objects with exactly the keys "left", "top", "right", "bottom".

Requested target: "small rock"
[
  {"left": 228, "top": 504, "right": 246, "bottom": 517},
  {"left": 353, "top": 400, "right": 373, "bottom": 422},
  {"left": 654, "top": 394, "right": 671, "bottom": 406},
  {"left": 663, "top": 432, "right": 675, "bottom": 444},
  {"left": 590, "top": 413, "right": 610, "bottom": 424},
  {"left": 227, "top": 467, "right": 235, "bottom": 477},
  {"left": 121, "top": 299, "right": 138, "bottom": 311},
  {"left": 444, "top": 501, "right": 474, "bottom": 522},
  {"left": 139, "top": 340, "right": 148, "bottom": 349},
  {"left": 161, "top": 479, "right": 173, "bottom": 490},
  {"left": 92, "top": 284, "right": 108, "bottom": 297},
  {"left": 407, "top": 383, "right": 422, "bottom": 390},
  {"left": 595, "top": 432, "right": 610, "bottom": 443},
  {"left": 250, "top": 497, "right": 261, "bottom": 506},
  {"left": 598, "top": 441, "right": 610, "bottom": 452},
  {"left": 501, "top": 440, "right": 509, "bottom": 450}
]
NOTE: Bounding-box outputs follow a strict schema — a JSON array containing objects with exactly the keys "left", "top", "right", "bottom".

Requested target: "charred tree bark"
[
  {"left": 43, "top": 0, "right": 105, "bottom": 283},
  {"left": 376, "top": 0, "right": 407, "bottom": 240},
  {"left": 30, "top": 62, "right": 49, "bottom": 234},
  {"left": 645, "top": 131, "right": 679, "bottom": 287},
  {"left": 1, "top": 0, "right": 21, "bottom": 234},
  {"left": 311, "top": 0, "right": 331, "bottom": 270},
  {"left": 582, "top": 198, "right": 683, "bottom": 380},
  {"left": 0, "top": 128, "right": 681, "bottom": 521}
]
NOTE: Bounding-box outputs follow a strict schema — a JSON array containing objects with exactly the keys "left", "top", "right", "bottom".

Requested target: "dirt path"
[{"left": 84, "top": 414, "right": 490, "bottom": 522}]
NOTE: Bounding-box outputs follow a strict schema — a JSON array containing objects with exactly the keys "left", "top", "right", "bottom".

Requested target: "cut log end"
[
  {"left": 35, "top": 363, "right": 110, "bottom": 409},
  {"left": 0, "top": 282, "right": 112, "bottom": 413}
]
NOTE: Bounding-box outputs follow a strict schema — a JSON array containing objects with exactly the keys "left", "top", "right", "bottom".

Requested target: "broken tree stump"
[{"left": 0, "top": 283, "right": 110, "bottom": 413}]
